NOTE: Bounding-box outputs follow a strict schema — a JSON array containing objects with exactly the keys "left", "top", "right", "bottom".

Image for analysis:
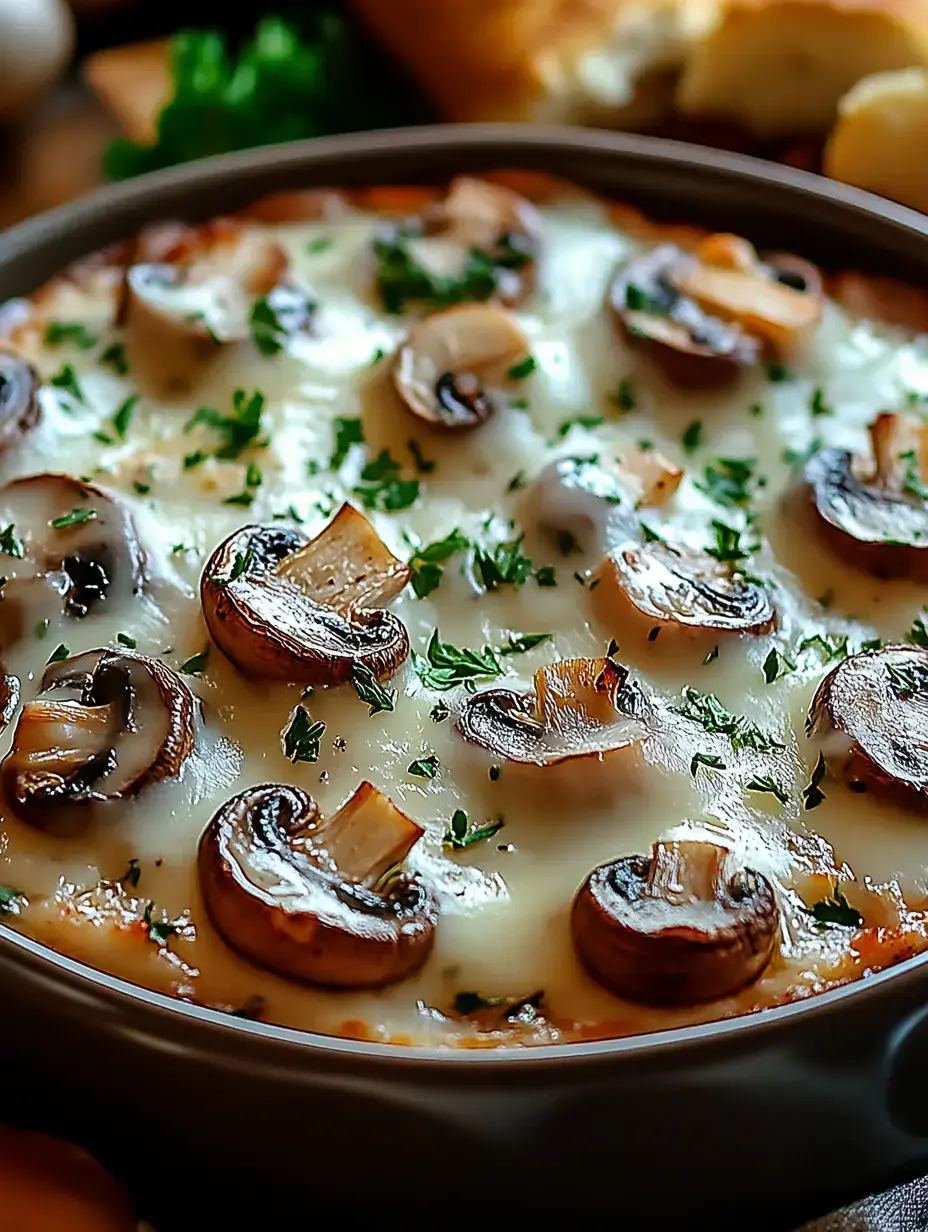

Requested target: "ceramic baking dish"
[{"left": 3, "top": 125, "right": 928, "bottom": 1230}]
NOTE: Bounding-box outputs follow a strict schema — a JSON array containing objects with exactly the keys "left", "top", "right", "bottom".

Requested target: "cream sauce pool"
[{"left": 2, "top": 187, "right": 928, "bottom": 1047}]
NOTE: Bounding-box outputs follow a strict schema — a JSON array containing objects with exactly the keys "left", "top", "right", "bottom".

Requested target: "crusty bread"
[
  {"left": 351, "top": 0, "right": 717, "bottom": 129},
  {"left": 678, "top": 0, "right": 928, "bottom": 136},
  {"left": 826, "top": 67, "right": 928, "bottom": 212},
  {"left": 82, "top": 39, "right": 170, "bottom": 145},
  {"left": 0, "top": 1126, "right": 136, "bottom": 1232}
]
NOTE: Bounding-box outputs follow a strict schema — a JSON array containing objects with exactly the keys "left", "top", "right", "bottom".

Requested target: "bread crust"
[{"left": 678, "top": 0, "right": 928, "bottom": 136}]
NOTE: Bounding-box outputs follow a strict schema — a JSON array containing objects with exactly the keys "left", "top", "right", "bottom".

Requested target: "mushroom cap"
[
  {"left": 198, "top": 781, "right": 438, "bottom": 989},
  {"left": 809, "top": 643, "right": 928, "bottom": 806},
  {"left": 0, "top": 475, "right": 145, "bottom": 655},
  {"left": 572, "top": 840, "right": 779, "bottom": 1006},
  {"left": 201, "top": 505, "right": 411, "bottom": 684},
  {"left": 1, "top": 647, "right": 197, "bottom": 834},
  {"left": 392, "top": 303, "right": 529, "bottom": 430},
  {"left": 457, "top": 656, "right": 644, "bottom": 766},
  {"left": 0, "top": 347, "right": 40, "bottom": 450},
  {"left": 609, "top": 244, "right": 762, "bottom": 388},
  {"left": 804, "top": 444, "right": 928, "bottom": 580},
  {"left": 119, "top": 230, "right": 293, "bottom": 398},
  {"left": 599, "top": 542, "right": 775, "bottom": 637}
]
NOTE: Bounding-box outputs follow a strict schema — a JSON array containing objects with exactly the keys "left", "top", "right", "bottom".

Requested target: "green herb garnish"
[
  {"left": 350, "top": 662, "right": 396, "bottom": 715},
  {"left": 507, "top": 356, "right": 536, "bottom": 381},
  {"left": 499, "top": 632, "right": 551, "bottom": 656},
  {"left": 0, "top": 884, "right": 26, "bottom": 915},
  {"left": 283, "top": 706, "right": 326, "bottom": 763},
  {"left": 352, "top": 449, "right": 419, "bottom": 512},
  {"left": 407, "top": 528, "right": 469, "bottom": 599},
  {"left": 745, "top": 775, "right": 789, "bottom": 806},
  {"left": 803, "top": 752, "right": 827, "bottom": 810},
  {"left": 185, "top": 388, "right": 266, "bottom": 460},
  {"left": 330, "top": 417, "right": 364, "bottom": 469},
  {"left": 47, "top": 643, "right": 69, "bottom": 664},
  {"left": 116, "top": 632, "right": 137, "bottom": 649},
  {"left": 809, "top": 887, "right": 862, "bottom": 928},
  {"left": 681, "top": 420, "right": 702, "bottom": 454},
  {"left": 472, "top": 533, "right": 533, "bottom": 590},
  {"left": 0, "top": 524, "right": 25, "bottom": 559},
  {"left": 408, "top": 753, "right": 440, "bottom": 779},
  {"left": 690, "top": 752, "right": 726, "bottom": 775},
  {"left": 762, "top": 647, "right": 795, "bottom": 684},
  {"left": 696, "top": 457, "right": 757, "bottom": 508},
  {"left": 51, "top": 508, "right": 97, "bottom": 530},
  {"left": 443, "top": 809, "right": 504, "bottom": 850},
  {"left": 414, "top": 629, "right": 501, "bottom": 691},
  {"left": 179, "top": 650, "right": 208, "bottom": 675},
  {"left": 50, "top": 363, "right": 85, "bottom": 404},
  {"left": 45, "top": 321, "right": 97, "bottom": 349}
]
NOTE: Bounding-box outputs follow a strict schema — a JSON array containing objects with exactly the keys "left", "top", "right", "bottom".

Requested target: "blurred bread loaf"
[
  {"left": 677, "top": 0, "right": 928, "bottom": 136},
  {"left": 825, "top": 67, "right": 928, "bottom": 211},
  {"left": 351, "top": 0, "right": 718, "bottom": 129}
]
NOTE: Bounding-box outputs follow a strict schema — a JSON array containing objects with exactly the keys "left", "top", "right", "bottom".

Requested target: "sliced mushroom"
[
  {"left": 457, "top": 656, "right": 644, "bottom": 766},
  {"left": 803, "top": 414, "right": 928, "bottom": 579},
  {"left": 572, "top": 840, "right": 778, "bottom": 1005},
  {"left": 0, "top": 473, "right": 145, "bottom": 650},
  {"left": 522, "top": 457, "right": 639, "bottom": 554},
  {"left": 808, "top": 644, "right": 928, "bottom": 808},
  {"left": 119, "top": 228, "right": 307, "bottom": 397},
  {"left": 1, "top": 648, "right": 197, "bottom": 835},
  {"left": 615, "top": 445, "right": 683, "bottom": 508},
  {"left": 596, "top": 540, "right": 774, "bottom": 641},
  {"left": 198, "top": 780, "right": 438, "bottom": 989},
  {"left": 375, "top": 177, "right": 541, "bottom": 311},
  {"left": 610, "top": 236, "right": 821, "bottom": 387},
  {"left": 0, "top": 348, "right": 40, "bottom": 450},
  {"left": 393, "top": 304, "right": 529, "bottom": 430},
  {"left": 202, "top": 502, "right": 410, "bottom": 684}
]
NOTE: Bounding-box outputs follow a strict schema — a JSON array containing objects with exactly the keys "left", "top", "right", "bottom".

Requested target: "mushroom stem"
[
  {"left": 310, "top": 781, "right": 425, "bottom": 888},
  {"left": 647, "top": 840, "right": 723, "bottom": 904}
]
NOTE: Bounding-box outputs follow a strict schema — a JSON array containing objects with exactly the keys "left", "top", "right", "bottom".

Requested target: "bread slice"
[
  {"left": 678, "top": 0, "right": 928, "bottom": 137},
  {"left": 82, "top": 39, "right": 170, "bottom": 145},
  {"left": 351, "top": 0, "right": 717, "bottom": 129},
  {"left": 826, "top": 67, "right": 928, "bottom": 211}
]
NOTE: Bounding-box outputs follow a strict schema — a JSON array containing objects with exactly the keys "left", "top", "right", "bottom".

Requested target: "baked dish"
[{"left": 1, "top": 171, "right": 928, "bottom": 1049}]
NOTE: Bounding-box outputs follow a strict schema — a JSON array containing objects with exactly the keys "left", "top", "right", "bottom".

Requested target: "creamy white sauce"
[{"left": 2, "top": 192, "right": 928, "bottom": 1047}]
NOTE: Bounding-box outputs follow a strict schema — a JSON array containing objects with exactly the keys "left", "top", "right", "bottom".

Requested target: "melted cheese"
[{"left": 2, "top": 190, "right": 928, "bottom": 1048}]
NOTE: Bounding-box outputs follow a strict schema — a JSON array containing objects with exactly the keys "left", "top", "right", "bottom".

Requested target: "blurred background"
[{"left": 6, "top": 0, "right": 928, "bottom": 232}]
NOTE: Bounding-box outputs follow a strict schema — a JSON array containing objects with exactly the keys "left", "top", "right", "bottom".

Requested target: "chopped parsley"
[
  {"left": 555, "top": 414, "right": 604, "bottom": 439},
  {"left": 762, "top": 647, "right": 796, "bottom": 684},
  {"left": 112, "top": 394, "right": 138, "bottom": 440},
  {"left": 765, "top": 362, "right": 791, "bottom": 382},
  {"left": 283, "top": 706, "right": 326, "bottom": 763},
  {"left": 499, "top": 632, "right": 551, "bottom": 656},
  {"left": 121, "top": 858, "right": 141, "bottom": 888},
  {"left": 613, "top": 378, "right": 636, "bottom": 413},
  {"left": 223, "top": 549, "right": 254, "bottom": 584},
  {"left": 507, "top": 355, "right": 536, "bottom": 381},
  {"left": 34, "top": 619, "right": 48, "bottom": 639},
  {"left": 899, "top": 449, "right": 928, "bottom": 501},
  {"left": 782, "top": 437, "right": 821, "bottom": 469},
  {"left": 453, "top": 989, "right": 545, "bottom": 1021},
  {"left": 0, "top": 884, "right": 26, "bottom": 915},
  {"left": 407, "top": 528, "right": 470, "bottom": 599},
  {"left": 408, "top": 439, "right": 435, "bottom": 474},
  {"left": 185, "top": 388, "right": 266, "bottom": 460},
  {"left": 352, "top": 449, "right": 419, "bottom": 512},
  {"left": 46, "top": 643, "right": 69, "bottom": 664},
  {"left": 703, "top": 644, "right": 719, "bottom": 665},
  {"left": 443, "top": 809, "right": 504, "bottom": 850},
  {"left": 373, "top": 227, "right": 530, "bottom": 314},
  {"left": 330, "top": 417, "right": 364, "bottom": 469},
  {"left": 507, "top": 470, "right": 526, "bottom": 492},
  {"left": 810, "top": 387, "right": 833, "bottom": 417},
  {"left": 183, "top": 450, "right": 207, "bottom": 470},
  {"left": 534, "top": 565, "right": 557, "bottom": 587},
  {"left": 50, "top": 363, "right": 85, "bottom": 404},
  {"left": 745, "top": 775, "right": 789, "bottom": 806},
  {"left": 472, "top": 533, "right": 533, "bottom": 590},
  {"left": 99, "top": 342, "right": 128, "bottom": 375},
  {"left": 675, "top": 687, "right": 784, "bottom": 753},
  {"left": 696, "top": 457, "right": 757, "bottom": 508},
  {"left": 250, "top": 296, "right": 288, "bottom": 355},
  {"left": 624, "top": 283, "right": 665, "bottom": 314},
  {"left": 0, "top": 524, "right": 25, "bottom": 558},
  {"left": 797, "top": 633, "right": 848, "bottom": 663},
  {"left": 143, "top": 901, "right": 188, "bottom": 946},
  {"left": 705, "top": 519, "right": 755, "bottom": 565},
  {"left": 223, "top": 463, "right": 263, "bottom": 508},
  {"left": 307, "top": 236, "right": 332, "bottom": 254},
  {"left": 414, "top": 629, "right": 502, "bottom": 691},
  {"left": 690, "top": 752, "right": 726, "bottom": 775},
  {"left": 408, "top": 753, "right": 440, "bottom": 779},
  {"left": 179, "top": 650, "right": 208, "bottom": 675},
  {"left": 910, "top": 611, "right": 928, "bottom": 647},
  {"left": 808, "top": 887, "right": 862, "bottom": 928},
  {"left": 51, "top": 508, "right": 97, "bottom": 530},
  {"left": 350, "top": 662, "right": 396, "bottom": 715},
  {"left": 116, "top": 632, "right": 137, "bottom": 649},
  {"left": 45, "top": 321, "right": 97, "bottom": 349},
  {"left": 803, "top": 752, "right": 827, "bottom": 810},
  {"left": 681, "top": 420, "right": 703, "bottom": 454}
]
